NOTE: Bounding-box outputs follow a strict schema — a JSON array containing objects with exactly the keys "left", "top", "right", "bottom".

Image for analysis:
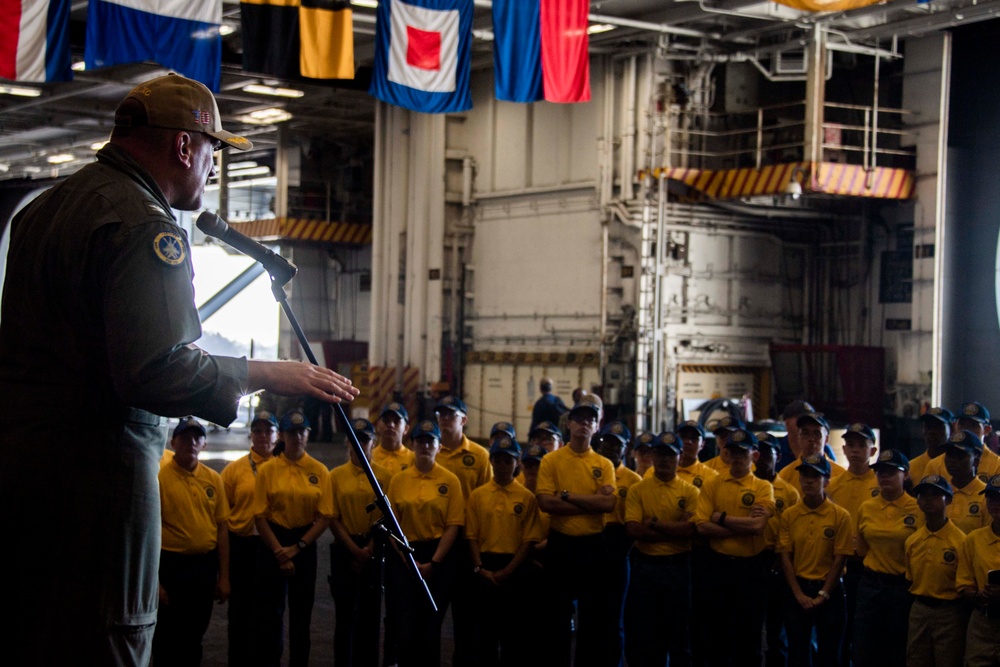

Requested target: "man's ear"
[
  {"left": 174, "top": 131, "right": 194, "bottom": 168},
  {"left": 751, "top": 449, "right": 760, "bottom": 463}
]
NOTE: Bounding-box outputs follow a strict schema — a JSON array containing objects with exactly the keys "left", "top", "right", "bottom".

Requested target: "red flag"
[{"left": 540, "top": 0, "right": 589, "bottom": 103}]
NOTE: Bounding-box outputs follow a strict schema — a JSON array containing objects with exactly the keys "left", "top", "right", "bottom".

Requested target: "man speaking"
[{"left": 0, "top": 74, "right": 358, "bottom": 666}]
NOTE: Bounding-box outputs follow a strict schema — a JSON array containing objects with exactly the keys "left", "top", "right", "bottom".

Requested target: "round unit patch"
[
  {"left": 823, "top": 527, "right": 835, "bottom": 539},
  {"left": 513, "top": 503, "right": 524, "bottom": 515},
  {"left": 153, "top": 231, "right": 186, "bottom": 266},
  {"left": 693, "top": 477, "right": 703, "bottom": 488},
  {"left": 438, "top": 484, "right": 448, "bottom": 495},
  {"left": 206, "top": 487, "right": 215, "bottom": 498},
  {"left": 618, "top": 487, "right": 627, "bottom": 498},
  {"left": 970, "top": 503, "right": 980, "bottom": 514},
  {"left": 462, "top": 454, "right": 475, "bottom": 467},
  {"left": 871, "top": 489, "right": 880, "bottom": 497},
  {"left": 776, "top": 499, "right": 785, "bottom": 510},
  {"left": 903, "top": 515, "right": 916, "bottom": 526},
  {"left": 592, "top": 468, "right": 603, "bottom": 479},
  {"left": 964, "top": 403, "right": 979, "bottom": 416},
  {"left": 943, "top": 549, "right": 957, "bottom": 563},
  {"left": 678, "top": 498, "right": 687, "bottom": 510},
  {"left": 741, "top": 492, "right": 755, "bottom": 506},
  {"left": 308, "top": 474, "right": 319, "bottom": 485}
]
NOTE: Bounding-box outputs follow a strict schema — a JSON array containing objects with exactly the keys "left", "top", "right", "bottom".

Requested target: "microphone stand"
[{"left": 265, "top": 271, "right": 437, "bottom": 650}]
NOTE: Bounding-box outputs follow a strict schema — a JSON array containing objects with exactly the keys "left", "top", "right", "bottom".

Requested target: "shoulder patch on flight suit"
[
  {"left": 823, "top": 527, "right": 835, "bottom": 538},
  {"left": 153, "top": 231, "right": 186, "bottom": 266},
  {"left": 146, "top": 202, "right": 167, "bottom": 217},
  {"left": 903, "top": 514, "right": 916, "bottom": 526},
  {"left": 618, "top": 487, "right": 627, "bottom": 498},
  {"left": 970, "top": 503, "right": 980, "bottom": 514}
]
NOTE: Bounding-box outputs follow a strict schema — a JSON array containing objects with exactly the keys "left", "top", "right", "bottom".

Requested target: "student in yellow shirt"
[
  {"left": 385, "top": 419, "right": 465, "bottom": 667},
  {"left": 594, "top": 420, "right": 642, "bottom": 667},
  {"left": 535, "top": 400, "right": 617, "bottom": 667},
  {"left": 676, "top": 420, "right": 717, "bottom": 489},
  {"left": 694, "top": 427, "right": 776, "bottom": 665},
  {"left": 154, "top": 417, "right": 230, "bottom": 667},
  {"left": 703, "top": 415, "right": 744, "bottom": 472},
  {"left": 826, "top": 421, "right": 878, "bottom": 662},
  {"left": 519, "top": 443, "right": 550, "bottom": 582},
  {"left": 908, "top": 407, "right": 954, "bottom": 484},
  {"left": 466, "top": 435, "right": 542, "bottom": 666},
  {"left": 631, "top": 431, "right": 655, "bottom": 478},
  {"left": 924, "top": 401, "right": 1000, "bottom": 483},
  {"left": 373, "top": 402, "right": 415, "bottom": 477},
  {"left": 904, "top": 475, "right": 966, "bottom": 667},
  {"left": 777, "top": 412, "right": 846, "bottom": 496},
  {"left": 516, "top": 421, "right": 562, "bottom": 487},
  {"left": 253, "top": 410, "right": 331, "bottom": 667},
  {"left": 956, "top": 475, "right": 1000, "bottom": 666},
  {"left": 220, "top": 409, "right": 277, "bottom": 666},
  {"left": 778, "top": 454, "right": 853, "bottom": 667},
  {"left": 623, "top": 432, "right": 698, "bottom": 667},
  {"left": 325, "top": 418, "right": 393, "bottom": 667},
  {"left": 490, "top": 420, "right": 516, "bottom": 441},
  {"left": 852, "top": 449, "right": 922, "bottom": 667},
  {"left": 943, "top": 430, "right": 991, "bottom": 534}
]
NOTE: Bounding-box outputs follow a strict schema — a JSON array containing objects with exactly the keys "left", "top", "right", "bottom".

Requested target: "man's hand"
[
  {"left": 158, "top": 583, "right": 170, "bottom": 605},
  {"left": 248, "top": 360, "right": 360, "bottom": 403},
  {"left": 279, "top": 561, "right": 296, "bottom": 577},
  {"left": 215, "top": 576, "right": 231, "bottom": 603}
]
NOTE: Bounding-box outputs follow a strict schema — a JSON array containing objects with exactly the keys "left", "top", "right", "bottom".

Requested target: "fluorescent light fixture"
[
  {"left": 0, "top": 85, "right": 41, "bottom": 97},
  {"left": 0, "top": 163, "right": 9, "bottom": 172},
  {"left": 243, "top": 84, "right": 305, "bottom": 98},
  {"left": 351, "top": 0, "right": 379, "bottom": 7},
  {"left": 90, "top": 141, "right": 108, "bottom": 151},
  {"left": 23, "top": 166, "right": 42, "bottom": 174},
  {"left": 219, "top": 23, "right": 237, "bottom": 36},
  {"left": 587, "top": 23, "right": 616, "bottom": 34},
  {"left": 46, "top": 154, "right": 75, "bottom": 164},
  {"left": 72, "top": 61, "right": 86, "bottom": 71},
  {"left": 241, "top": 108, "right": 293, "bottom": 124},
  {"left": 228, "top": 166, "right": 271, "bottom": 178},
  {"left": 228, "top": 161, "right": 258, "bottom": 170}
]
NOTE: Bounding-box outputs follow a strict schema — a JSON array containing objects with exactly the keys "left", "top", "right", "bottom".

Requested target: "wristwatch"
[
  {"left": 817, "top": 590, "right": 830, "bottom": 600},
  {"left": 296, "top": 540, "right": 308, "bottom": 550},
  {"left": 473, "top": 565, "right": 482, "bottom": 574},
  {"left": 560, "top": 490, "right": 571, "bottom": 501}
]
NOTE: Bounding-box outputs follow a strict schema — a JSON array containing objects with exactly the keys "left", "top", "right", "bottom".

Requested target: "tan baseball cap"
[{"left": 115, "top": 73, "right": 252, "bottom": 151}]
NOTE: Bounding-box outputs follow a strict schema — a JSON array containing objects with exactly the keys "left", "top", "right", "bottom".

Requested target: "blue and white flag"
[
  {"left": 369, "top": 0, "right": 472, "bottom": 114},
  {"left": 85, "top": 0, "right": 223, "bottom": 92}
]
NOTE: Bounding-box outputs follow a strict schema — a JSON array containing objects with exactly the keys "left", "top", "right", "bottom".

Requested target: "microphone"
[{"left": 196, "top": 211, "right": 297, "bottom": 286}]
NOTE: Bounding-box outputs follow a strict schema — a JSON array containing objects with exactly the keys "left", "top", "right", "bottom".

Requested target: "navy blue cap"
[
  {"left": 920, "top": 407, "right": 955, "bottom": 425},
  {"left": 782, "top": 400, "right": 816, "bottom": 420},
  {"left": 529, "top": 421, "right": 562, "bottom": 439},
  {"left": 711, "top": 415, "right": 745, "bottom": 434},
  {"left": 409, "top": 419, "right": 441, "bottom": 441},
  {"left": 633, "top": 432, "right": 656, "bottom": 449},
  {"left": 279, "top": 410, "right": 310, "bottom": 432},
  {"left": 947, "top": 430, "right": 984, "bottom": 455},
  {"left": 379, "top": 402, "right": 409, "bottom": 422},
  {"left": 251, "top": 410, "right": 279, "bottom": 428},
  {"left": 797, "top": 412, "right": 831, "bottom": 431},
  {"left": 351, "top": 418, "right": 376, "bottom": 441},
  {"left": 913, "top": 474, "right": 954, "bottom": 498},
  {"left": 600, "top": 420, "right": 632, "bottom": 445},
  {"left": 871, "top": 449, "right": 909, "bottom": 472},
  {"left": 436, "top": 396, "right": 467, "bottom": 415},
  {"left": 980, "top": 475, "right": 1000, "bottom": 496},
  {"left": 677, "top": 420, "right": 706, "bottom": 437},
  {"left": 569, "top": 401, "right": 600, "bottom": 418},
  {"left": 958, "top": 401, "right": 990, "bottom": 424},
  {"left": 796, "top": 453, "right": 832, "bottom": 476},
  {"left": 725, "top": 428, "right": 759, "bottom": 450},
  {"left": 489, "top": 436, "right": 522, "bottom": 458},
  {"left": 522, "top": 443, "right": 548, "bottom": 463},
  {"left": 173, "top": 416, "right": 206, "bottom": 439},
  {"left": 755, "top": 432, "right": 781, "bottom": 451},
  {"left": 651, "top": 432, "right": 682, "bottom": 455},
  {"left": 843, "top": 422, "right": 876, "bottom": 442},
  {"left": 490, "top": 421, "right": 516, "bottom": 439}
]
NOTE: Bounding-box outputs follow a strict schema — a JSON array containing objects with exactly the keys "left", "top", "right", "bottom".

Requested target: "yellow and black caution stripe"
[{"left": 228, "top": 217, "right": 372, "bottom": 244}]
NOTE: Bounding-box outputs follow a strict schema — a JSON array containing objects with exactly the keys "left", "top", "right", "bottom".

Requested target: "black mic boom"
[{"left": 196, "top": 211, "right": 297, "bottom": 286}]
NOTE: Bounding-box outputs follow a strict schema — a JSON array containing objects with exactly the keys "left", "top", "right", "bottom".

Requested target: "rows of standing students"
[{"left": 154, "top": 396, "right": 1000, "bottom": 667}]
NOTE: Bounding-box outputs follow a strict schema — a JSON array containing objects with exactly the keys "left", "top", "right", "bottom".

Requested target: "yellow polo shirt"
[
  {"left": 536, "top": 446, "right": 617, "bottom": 537},
  {"left": 827, "top": 468, "right": 880, "bottom": 519},
  {"left": 766, "top": 476, "right": 801, "bottom": 550},
  {"left": 855, "top": 493, "right": 923, "bottom": 575},
  {"left": 466, "top": 479, "right": 543, "bottom": 554},
  {"left": 777, "top": 457, "right": 847, "bottom": 496},
  {"left": 160, "top": 460, "right": 228, "bottom": 554},
  {"left": 607, "top": 463, "right": 643, "bottom": 525},
  {"left": 322, "top": 460, "right": 393, "bottom": 536},
  {"left": 948, "top": 478, "right": 992, "bottom": 535},
  {"left": 904, "top": 520, "right": 966, "bottom": 600},
  {"left": 925, "top": 445, "right": 1000, "bottom": 484},
  {"left": 372, "top": 444, "right": 415, "bottom": 478},
  {"left": 694, "top": 470, "right": 776, "bottom": 557},
  {"left": 909, "top": 452, "right": 942, "bottom": 485},
  {"left": 625, "top": 475, "right": 699, "bottom": 556},
  {"left": 956, "top": 525, "right": 1000, "bottom": 591},
  {"left": 386, "top": 463, "right": 465, "bottom": 541},
  {"left": 221, "top": 450, "right": 272, "bottom": 536},
  {"left": 676, "top": 460, "right": 718, "bottom": 490},
  {"left": 777, "top": 498, "right": 854, "bottom": 580},
  {"left": 704, "top": 454, "right": 729, "bottom": 473},
  {"left": 437, "top": 435, "right": 492, "bottom": 499},
  {"left": 252, "top": 453, "right": 331, "bottom": 529}
]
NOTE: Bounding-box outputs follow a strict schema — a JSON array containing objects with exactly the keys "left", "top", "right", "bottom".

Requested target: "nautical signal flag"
[
  {"left": 241, "top": 0, "right": 354, "bottom": 80},
  {"left": 369, "top": 0, "right": 473, "bottom": 114},
  {"left": 86, "top": 0, "right": 223, "bottom": 92},
  {"left": 493, "top": 0, "right": 590, "bottom": 104},
  {"left": 0, "top": 0, "right": 72, "bottom": 82}
]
